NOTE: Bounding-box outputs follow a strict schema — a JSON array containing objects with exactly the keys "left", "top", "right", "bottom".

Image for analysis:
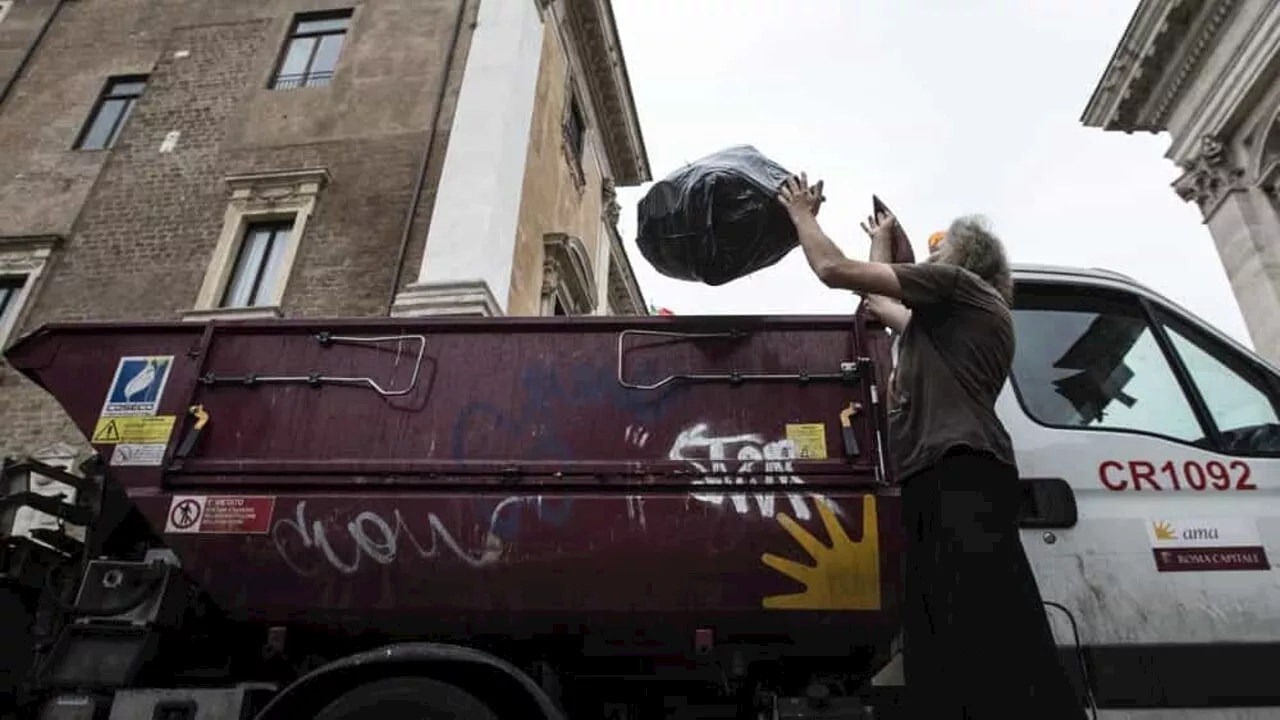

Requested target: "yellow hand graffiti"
[{"left": 761, "top": 495, "right": 881, "bottom": 611}]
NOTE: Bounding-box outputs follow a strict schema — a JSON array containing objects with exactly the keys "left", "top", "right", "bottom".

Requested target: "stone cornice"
[
  {"left": 561, "top": 0, "right": 651, "bottom": 187},
  {"left": 225, "top": 168, "right": 330, "bottom": 196},
  {"left": 1168, "top": 0, "right": 1280, "bottom": 163},
  {"left": 607, "top": 257, "right": 646, "bottom": 315},
  {"left": 1081, "top": 0, "right": 1179, "bottom": 129},
  {"left": 1148, "top": 0, "right": 1238, "bottom": 126},
  {"left": 597, "top": 179, "right": 646, "bottom": 314},
  {"left": 0, "top": 234, "right": 63, "bottom": 252},
  {"left": 1082, "top": 0, "right": 1235, "bottom": 132},
  {"left": 605, "top": 225, "right": 647, "bottom": 315}
]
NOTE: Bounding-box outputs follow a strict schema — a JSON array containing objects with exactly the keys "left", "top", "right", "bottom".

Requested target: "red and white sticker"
[
  {"left": 164, "top": 495, "right": 275, "bottom": 534},
  {"left": 1098, "top": 459, "right": 1257, "bottom": 492},
  {"left": 1147, "top": 517, "right": 1270, "bottom": 572}
]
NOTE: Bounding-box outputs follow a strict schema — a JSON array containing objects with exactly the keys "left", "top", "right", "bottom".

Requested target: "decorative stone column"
[
  {"left": 1176, "top": 135, "right": 1280, "bottom": 361},
  {"left": 391, "top": 0, "right": 548, "bottom": 318}
]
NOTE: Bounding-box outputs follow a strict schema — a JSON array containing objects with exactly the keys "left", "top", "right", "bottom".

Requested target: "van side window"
[
  {"left": 1158, "top": 316, "right": 1280, "bottom": 455},
  {"left": 1010, "top": 287, "right": 1207, "bottom": 445}
]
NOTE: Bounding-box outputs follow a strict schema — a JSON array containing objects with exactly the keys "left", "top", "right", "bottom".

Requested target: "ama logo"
[{"left": 101, "top": 356, "right": 174, "bottom": 416}]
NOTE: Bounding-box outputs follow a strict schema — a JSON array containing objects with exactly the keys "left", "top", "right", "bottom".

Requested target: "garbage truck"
[{"left": 2, "top": 263, "right": 1278, "bottom": 719}]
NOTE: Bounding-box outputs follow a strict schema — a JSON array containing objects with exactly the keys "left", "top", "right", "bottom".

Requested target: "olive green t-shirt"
[{"left": 887, "top": 263, "right": 1016, "bottom": 482}]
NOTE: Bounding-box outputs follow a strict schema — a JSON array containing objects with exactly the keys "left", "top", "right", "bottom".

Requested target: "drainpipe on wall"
[
  {"left": 0, "top": 0, "right": 72, "bottom": 112},
  {"left": 385, "top": 0, "right": 470, "bottom": 315}
]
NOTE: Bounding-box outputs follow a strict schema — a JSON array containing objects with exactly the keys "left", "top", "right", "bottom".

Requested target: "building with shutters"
[{"left": 0, "top": 0, "right": 651, "bottom": 463}]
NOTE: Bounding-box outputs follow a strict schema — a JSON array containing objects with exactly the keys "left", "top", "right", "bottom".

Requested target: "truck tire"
[{"left": 312, "top": 676, "right": 499, "bottom": 720}]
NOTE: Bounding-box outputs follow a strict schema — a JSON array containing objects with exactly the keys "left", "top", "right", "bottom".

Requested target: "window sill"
[{"left": 182, "top": 306, "right": 282, "bottom": 322}]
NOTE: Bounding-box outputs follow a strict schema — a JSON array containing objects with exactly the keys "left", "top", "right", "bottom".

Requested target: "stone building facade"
[
  {"left": 1082, "top": 0, "right": 1280, "bottom": 362},
  {"left": 0, "top": 0, "right": 651, "bottom": 465}
]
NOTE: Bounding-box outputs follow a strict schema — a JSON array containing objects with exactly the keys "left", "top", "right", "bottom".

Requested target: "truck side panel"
[{"left": 7, "top": 316, "right": 899, "bottom": 654}]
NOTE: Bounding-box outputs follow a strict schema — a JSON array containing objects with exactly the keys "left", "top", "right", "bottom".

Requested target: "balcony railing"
[{"left": 271, "top": 71, "right": 335, "bottom": 91}]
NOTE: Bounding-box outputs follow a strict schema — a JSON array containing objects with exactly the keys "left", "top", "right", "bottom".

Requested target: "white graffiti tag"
[
  {"left": 271, "top": 499, "right": 516, "bottom": 577},
  {"left": 669, "top": 423, "right": 838, "bottom": 520}
]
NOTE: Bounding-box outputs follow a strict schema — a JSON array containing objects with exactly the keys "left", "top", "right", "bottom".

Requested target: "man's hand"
[
  {"left": 778, "top": 174, "right": 824, "bottom": 219},
  {"left": 808, "top": 179, "right": 825, "bottom": 217},
  {"left": 860, "top": 209, "right": 898, "bottom": 247},
  {"left": 780, "top": 172, "right": 904, "bottom": 299},
  {"left": 863, "top": 293, "right": 912, "bottom": 333}
]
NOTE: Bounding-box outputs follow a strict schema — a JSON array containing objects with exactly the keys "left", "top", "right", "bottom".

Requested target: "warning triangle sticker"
[{"left": 94, "top": 419, "right": 121, "bottom": 443}]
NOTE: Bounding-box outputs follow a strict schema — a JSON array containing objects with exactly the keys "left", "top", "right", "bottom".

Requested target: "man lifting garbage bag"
[{"left": 638, "top": 152, "right": 1087, "bottom": 718}]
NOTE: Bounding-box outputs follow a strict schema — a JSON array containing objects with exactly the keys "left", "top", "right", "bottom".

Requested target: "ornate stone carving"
[
  {"left": 601, "top": 178, "right": 620, "bottom": 226},
  {"left": 1202, "top": 135, "right": 1226, "bottom": 163},
  {"left": 1173, "top": 135, "right": 1245, "bottom": 215},
  {"left": 0, "top": 253, "right": 45, "bottom": 275},
  {"left": 226, "top": 168, "right": 329, "bottom": 212},
  {"left": 0, "top": 242, "right": 53, "bottom": 278},
  {"left": 541, "top": 233, "right": 596, "bottom": 315},
  {"left": 541, "top": 263, "right": 562, "bottom": 300},
  {"left": 0, "top": 237, "right": 56, "bottom": 276}
]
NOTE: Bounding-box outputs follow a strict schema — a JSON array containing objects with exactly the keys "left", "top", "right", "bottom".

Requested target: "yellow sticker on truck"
[
  {"left": 785, "top": 423, "right": 829, "bottom": 460},
  {"left": 92, "top": 415, "right": 176, "bottom": 445}
]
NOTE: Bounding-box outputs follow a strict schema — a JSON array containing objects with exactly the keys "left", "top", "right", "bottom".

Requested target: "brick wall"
[{"left": 0, "top": 0, "right": 476, "bottom": 459}]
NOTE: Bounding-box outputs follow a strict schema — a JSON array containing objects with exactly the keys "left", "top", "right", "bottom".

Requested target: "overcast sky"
[{"left": 609, "top": 0, "right": 1253, "bottom": 347}]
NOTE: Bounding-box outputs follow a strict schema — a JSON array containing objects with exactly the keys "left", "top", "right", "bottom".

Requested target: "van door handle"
[{"left": 1017, "top": 477, "right": 1078, "bottom": 529}]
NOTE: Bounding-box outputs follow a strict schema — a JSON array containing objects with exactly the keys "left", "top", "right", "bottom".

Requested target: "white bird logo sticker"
[{"left": 123, "top": 359, "right": 160, "bottom": 400}]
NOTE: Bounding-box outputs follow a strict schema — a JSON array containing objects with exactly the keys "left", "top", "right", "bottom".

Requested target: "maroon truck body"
[{"left": 6, "top": 314, "right": 900, "bottom": 664}]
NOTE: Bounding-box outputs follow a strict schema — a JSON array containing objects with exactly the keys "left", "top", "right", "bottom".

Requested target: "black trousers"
[{"left": 901, "top": 449, "right": 1087, "bottom": 719}]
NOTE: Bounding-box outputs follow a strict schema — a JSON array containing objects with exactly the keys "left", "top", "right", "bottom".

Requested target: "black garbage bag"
[{"left": 636, "top": 145, "right": 797, "bottom": 286}]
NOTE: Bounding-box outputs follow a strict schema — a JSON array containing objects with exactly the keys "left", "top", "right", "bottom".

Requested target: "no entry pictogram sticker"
[{"left": 164, "top": 495, "right": 274, "bottom": 534}]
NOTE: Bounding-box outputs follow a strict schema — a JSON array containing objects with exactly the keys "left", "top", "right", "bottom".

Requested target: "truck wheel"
[{"left": 312, "top": 677, "right": 499, "bottom": 720}]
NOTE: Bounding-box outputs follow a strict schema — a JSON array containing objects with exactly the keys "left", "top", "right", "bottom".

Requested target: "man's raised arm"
[
  {"left": 861, "top": 204, "right": 913, "bottom": 333},
  {"left": 776, "top": 175, "right": 903, "bottom": 299}
]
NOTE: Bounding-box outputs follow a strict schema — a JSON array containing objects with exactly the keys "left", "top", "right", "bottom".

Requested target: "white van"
[{"left": 916, "top": 264, "right": 1280, "bottom": 718}]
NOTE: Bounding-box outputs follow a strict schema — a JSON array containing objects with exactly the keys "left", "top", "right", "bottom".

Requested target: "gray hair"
[{"left": 939, "top": 215, "right": 1013, "bottom": 305}]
